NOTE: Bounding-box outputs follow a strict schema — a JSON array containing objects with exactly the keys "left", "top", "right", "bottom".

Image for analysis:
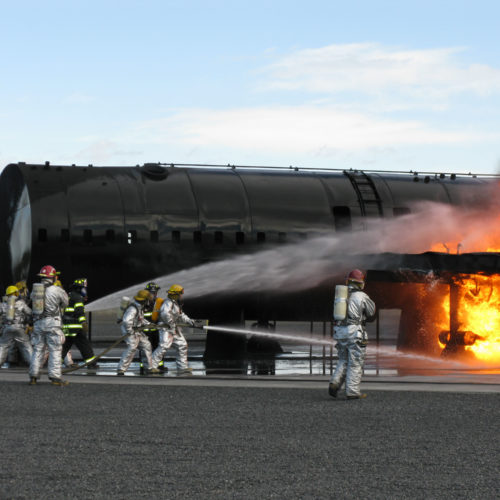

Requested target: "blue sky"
[{"left": 1, "top": 0, "right": 500, "bottom": 174}]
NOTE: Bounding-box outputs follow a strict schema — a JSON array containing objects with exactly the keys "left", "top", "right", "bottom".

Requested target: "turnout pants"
[
  {"left": 118, "top": 332, "right": 153, "bottom": 372},
  {"left": 152, "top": 329, "right": 188, "bottom": 370},
  {"left": 30, "top": 318, "right": 65, "bottom": 380},
  {"left": 0, "top": 326, "right": 33, "bottom": 366},
  {"left": 329, "top": 338, "right": 366, "bottom": 397},
  {"left": 139, "top": 329, "right": 159, "bottom": 368},
  {"left": 62, "top": 329, "right": 95, "bottom": 364}
]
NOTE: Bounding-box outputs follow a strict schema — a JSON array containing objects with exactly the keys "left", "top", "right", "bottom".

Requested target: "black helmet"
[
  {"left": 72, "top": 278, "right": 88, "bottom": 288},
  {"left": 145, "top": 282, "right": 160, "bottom": 292},
  {"left": 72, "top": 278, "right": 88, "bottom": 298}
]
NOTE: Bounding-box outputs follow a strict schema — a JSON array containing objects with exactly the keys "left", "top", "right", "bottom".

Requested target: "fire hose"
[
  {"left": 62, "top": 332, "right": 130, "bottom": 374},
  {"left": 62, "top": 322, "right": 206, "bottom": 374}
]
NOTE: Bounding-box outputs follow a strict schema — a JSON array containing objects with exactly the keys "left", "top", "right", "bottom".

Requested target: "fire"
[
  {"left": 428, "top": 204, "right": 500, "bottom": 253},
  {"left": 431, "top": 242, "right": 500, "bottom": 253},
  {"left": 439, "top": 274, "right": 500, "bottom": 363}
]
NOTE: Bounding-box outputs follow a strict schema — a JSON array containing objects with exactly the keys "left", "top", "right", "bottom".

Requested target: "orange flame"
[
  {"left": 438, "top": 274, "right": 500, "bottom": 363},
  {"left": 430, "top": 211, "right": 500, "bottom": 253}
]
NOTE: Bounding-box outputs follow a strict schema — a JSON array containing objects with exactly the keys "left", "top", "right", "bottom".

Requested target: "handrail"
[{"left": 155, "top": 162, "right": 500, "bottom": 178}]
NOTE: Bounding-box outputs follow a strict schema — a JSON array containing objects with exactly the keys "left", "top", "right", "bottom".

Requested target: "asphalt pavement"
[{"left": 0, "top": 371, "right": 498, "bottom": 500}]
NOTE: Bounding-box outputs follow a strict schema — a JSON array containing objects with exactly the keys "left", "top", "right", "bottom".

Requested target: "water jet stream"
[
  {"left": 204, "top": 325, "right": 473, "bottom": 369},
  {"left": 204, "top": 325, "right": 335, "bottom": 347}
]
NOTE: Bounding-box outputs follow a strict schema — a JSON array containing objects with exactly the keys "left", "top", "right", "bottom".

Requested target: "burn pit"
[
  {"left": 437, "top": 273, "right": 500, "bottom": 363},
  {"left": 367, "top": 253, "right": 500, "bottom": 366}
]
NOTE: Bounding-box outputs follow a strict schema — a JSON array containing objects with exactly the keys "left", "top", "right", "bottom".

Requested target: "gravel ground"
[{"left": 0, "top": 381, "right": 498, "bottom": 500}]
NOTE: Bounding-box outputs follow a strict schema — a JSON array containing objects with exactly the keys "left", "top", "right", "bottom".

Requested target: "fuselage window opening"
[
  {"left": 332, "top": 206, "right": 352, "bottom": 232},
  {"left": 193, "top": 231, "right": 202, "bottom": 244},
  {"left": 38, "top": 228, "right": 47, "bottom": 242},
  {"left": 257, "top": 232, "right": 266, "bottom": 243},
  {"left": 60, "top": 229, "right": 70, "bottom": 242},
  {"left": 106, "top": 229, "right": 115, "bottom": 242},
  {"left": 150, "top": 230, "right": 159, "bottom": 243},
  {"left": 172, "top": 230, "right": 180, "bottom": 243},
  {"left": 83, "top": 229, "right": 93, "bottom": 243},
  {"left": 127, "top": 230, "right": 137, "bottom": 245},
  {"left": 214, "top": 231, "right": 223, "bottom": 244},
  {"left": 236, "top": 231, "right": 245, "bottom": 245}
]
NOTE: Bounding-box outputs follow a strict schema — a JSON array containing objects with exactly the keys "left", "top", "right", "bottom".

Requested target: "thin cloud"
[
  {"left": 108, "top": 43, "right": 500, "bottom": 163},
  {"left": 75, "top": 140, "right": 142, "bottom": 162},
  {"left": 260, "top": 43, "right": 500, "bottom": 99},
  {"left": 131, "top": 106, "right": 488, "bottom": 154}
]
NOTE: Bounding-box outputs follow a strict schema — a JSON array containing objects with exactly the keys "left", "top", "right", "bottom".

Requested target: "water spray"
[
  {"left": 204, "top": 325, "right": 476, "bottom": 368},
  {"left": 204, "top": 325, "right": 335, "bottom": 347},
  {"left": 87, "top": 197, "right": 499, "bottom": 312}
]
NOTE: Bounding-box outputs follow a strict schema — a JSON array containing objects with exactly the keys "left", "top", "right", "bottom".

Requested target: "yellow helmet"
[
  {"left": 15, "top": 280, "right": 27, "bottom": 291},
  {"left": 134, "top": 290, "right": 151, "bottom": 302},
  {"left": 167, "top": 284, "right": 184, "bottom": 299},
  {"left": 6, "top": 285, "right": 19, "bottom": 296}
]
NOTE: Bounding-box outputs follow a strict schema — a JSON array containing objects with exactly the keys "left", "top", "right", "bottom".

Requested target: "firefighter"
[
  {"left": 15, "top": 281, "right": 29, "bottom": 303},
  {"left": 29, "top": 265, "right": 70, "bottom": 386},
  {"left": 117, "top": 290, "right": 154, "bottom": 375},
  {"left": 0, "top": 285, "right": 33, "bottom": 367},
  {"left": 62, "top": 278, "right": 97, "bottom": 369},
  {"left": 5, "top": 281, "right": 31, "bottom": 367},
  {"left": 329, "top": 269, "right": 376, "bottom": 400},
  {"left": 53, "top": 279, "right": 74, "bottom": 367},
  {"left": 151, "top": 284, "right": 203, "bottom": 374},
  {"left": 139, "top": 282, "right": 164, "bottom": 373}
]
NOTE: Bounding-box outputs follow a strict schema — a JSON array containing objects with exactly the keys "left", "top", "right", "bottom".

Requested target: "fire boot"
[
  {"left": 346, "top": 393, "right": 367, "bottom": 400},
  {"left": 328, "top": 383, "right": 338, "bottom": 398},
  {"left": 50, "top": 378, "right": 69, "bottom": 386}
]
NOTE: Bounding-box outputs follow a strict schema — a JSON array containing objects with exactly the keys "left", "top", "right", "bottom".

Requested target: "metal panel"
[
  {"left": 142, "top": 167, "right": 198, "bottom": 235},
  {"left": 187, "top": 170, "right": 250, "bottom": 233},
  {"left": 63, "top": 167, "right": 125, "bottom": 241},
  {"left": 239, "top": 170, "right": 333, "bottom": 239},
  {"left": 377, "top": 174, "right": 451, "bottom": 210}
]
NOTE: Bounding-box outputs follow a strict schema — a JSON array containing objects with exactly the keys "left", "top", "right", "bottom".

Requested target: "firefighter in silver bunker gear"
[
  {"left": 329, "top": 269, "right": 376, "bottom": 399},
  {"left": 0, "top": 286, "right": 33, "bottom": 367},
  {"left": 151, "top": 284, "right": 202, "bottom": 374},
  {"left": 117, "top": 290, "right": 154, "bottom": 375},
  {"left": 29, "top": 265, "right": 70, "bottom": 386}
]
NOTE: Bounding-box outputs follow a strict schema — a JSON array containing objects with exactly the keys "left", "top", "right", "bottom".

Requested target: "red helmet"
[
  {"left": 38, "top": 265, "right": 57, "bottom": 278},
  {"left": 346, "top": 269, "right": 365, "bottom": 283}
]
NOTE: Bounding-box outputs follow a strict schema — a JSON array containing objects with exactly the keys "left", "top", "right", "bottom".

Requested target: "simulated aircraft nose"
[{"left": 0, "top": 164, "right": 32, "bottom": 286}]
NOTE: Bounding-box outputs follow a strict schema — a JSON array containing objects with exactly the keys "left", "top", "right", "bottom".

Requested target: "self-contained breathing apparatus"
[
  {"left": 4, "top": 286, "right": 19, "bottom": 323},
  {"left": 151, "top": 297, "right": 164, "bottom": 323},
  {"left": 333, "top": 284, "right": 349, "bottom": 323},
  {"left": 5, "top": 295, "right": 16, "bottom": 323},
  {"left": 31, "top": 283, "right": 46, "bottom": 316},
  {"left": 333, "top": 269, "right": 369, "bottom": 328},
  {"left": 116, "top": 290, "right": 151, "bottom": 324},
  {"left": 117, "top": 297, "right": 131, "bottom": 323}
]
